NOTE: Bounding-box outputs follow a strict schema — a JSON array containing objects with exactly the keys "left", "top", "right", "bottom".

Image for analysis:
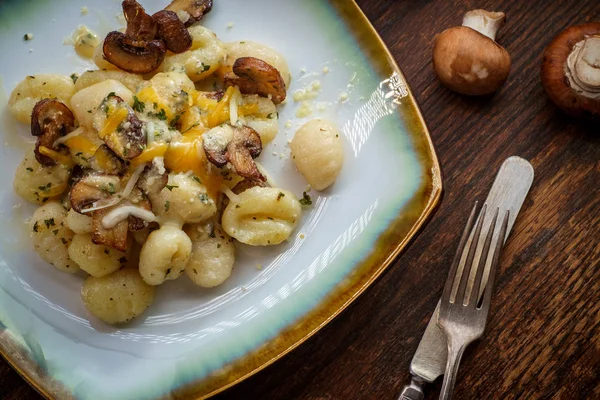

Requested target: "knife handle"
[{"left": 398, "top": 376, "right": 425, "bottom": 400}]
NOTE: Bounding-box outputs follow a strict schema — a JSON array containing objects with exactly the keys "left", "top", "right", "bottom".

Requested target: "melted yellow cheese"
[
  {"left": 130, "top": 142, "right": 169, "bottom": 166},
  {"left": 98, "top": 107, "right": 128, "bottom": 139},
  {"left": 136, "top": 86, "right": 174, "bottom": 120},
  {"left": 38, "top": 146, "right": 75, "bottom": 168},
  {"left": 201, "top": 87, "right": 260, "bottom": 128},
  {"left": 64, "top": 135, "right": 99, "bottom": 155}
]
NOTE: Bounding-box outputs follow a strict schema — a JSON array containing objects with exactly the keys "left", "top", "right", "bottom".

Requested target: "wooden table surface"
[{"left": 2, "top": 0, "right": 599, "bottom": 399}]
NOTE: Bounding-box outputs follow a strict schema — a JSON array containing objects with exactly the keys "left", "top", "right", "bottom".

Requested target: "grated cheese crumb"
[
  {"left": 255, "top": 264, "right": 262, "bottom": 270},
  {"left": 284, "top": 120, "right": 292, "bottom": 129},
  {"left": 299, "top": 233, "right": 305, "bottom": 239},
  {"left": 323, "top": 66, "right": 330, "bottom": 74},
  {"left": 339, "top": 92, "right": 349, "bottom": 102},
  {"left": 81, "top": 6, "right": 88, "bottom": 15},
  {"left": 226, "top": 22, "right": 234, "bottom": 28}
]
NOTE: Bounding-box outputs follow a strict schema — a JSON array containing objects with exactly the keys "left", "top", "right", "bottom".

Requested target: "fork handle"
[
  {"left": 398, "top": 376, "right": 425, "bottom": 400},
  {"left": 439, "top": 339, "right": 468, "bottom": 400}
]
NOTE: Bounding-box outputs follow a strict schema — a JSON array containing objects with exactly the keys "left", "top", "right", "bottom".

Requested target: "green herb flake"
[
  {"left": 164, "top": 200, "right": 170, "bottom": 212},
  {"left": 165, "top": 184, "right": 179, "bottom": 191},
  {"left": 132, "top": 96, "right": 145, "bottom": 112},
  {"left": 70, "top": 73, "right": 79, "bottom": 83},
  {"left": 43, "top": 218, "right": 55, "bottom": 228},
  {"left": 217, "top": 243, "right": 221, "bottom": 249},
  {"left": 299, "top": 192, "right": 312, "bottom": 206},
  {"left": 61, "top": 238, "right": 68, "bottom": 245},
  {"left": 26, "top": 167, "right": 33, "bottom": 172},
  {"left": 33, "top": 221, "right": 39, "bottom": 232},
  {"left": 198, "top": 193, "right": 210, "bottom": 204},
  {"left": 52, "top": 229, "right": 59, "bottom": 236},
  {"left": 276, "top": 192, "right": 285, "bottom": 201},
  {"left": 191, "top": 176, "right": 201, "bottom": 184},
  {"left": 153, "top": 109, "right": 167, "bottom": 121}
]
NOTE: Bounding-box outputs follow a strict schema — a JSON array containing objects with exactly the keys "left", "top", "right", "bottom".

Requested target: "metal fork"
[{"left": 437, "top": 203, "right": 510, "bottom": 400}]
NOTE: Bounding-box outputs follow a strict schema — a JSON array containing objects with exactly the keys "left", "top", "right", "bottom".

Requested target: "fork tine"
[
  {"left": 440, "top": 202, "right": 479, "bottom": 306},
  {"left": 469, "top": 207, "right": 499, "bottom": 307},
  {"left": 456, "top": 204, "right": 487, "bottom": 305},
  {"left": 479, "top": 210, "right": 510, "bottom": 312}
]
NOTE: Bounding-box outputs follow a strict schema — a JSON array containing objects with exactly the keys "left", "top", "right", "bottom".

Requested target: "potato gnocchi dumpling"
[
  {"left": 291, "top": 119, "right": 344, "bottom": 191},
  {"left": 151, "top": 172, "right": 217, "bottom": 225},
  {"left": 65, "top": 209, "right": 93, "bottom": 235},
  {"left": 222, "top": 187, "right": 302, "bottom": 246},
  {"left": 223, "top": 41, "right": 292, "bottom": 86},
  {"left": 184, "top": 223, "right": 235, "bottom": 287},
  {"left": 159, "top": 25, "right": 226, "bottom": 82},
  {"left": 74, "top": 70, "right": 145, "bottom": 93},
  {"left": 81, "top": 268, "right": 155, "bottom": 324},
  {"left": 239, "top": 95, "right": 279, "bottom": 145},
  {"left": 92, "top": 44, "right": 121, "bottom": 71},
  {"left": 14, "top": 149, "right": 71, "bottom": 204},
  {"left": 69, "top": 80, "right": 134, "bottom": 131},
  {"left": 30, "top": 202, "right": 79, "bottom": 273},
  {"left": 8, "top": 74, "right": 76, "bottom": 124},
  {"left": 68, "top": 233, "right": 127, "bottom": 277},
  {"left": 139, "top": 225, "right": 192, "bottom": 285}
]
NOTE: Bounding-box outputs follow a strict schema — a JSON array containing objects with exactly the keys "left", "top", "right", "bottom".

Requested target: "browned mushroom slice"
[
  {"left": 126, "top": 188, "right": 152, "bottom": 231},
  {"left": 224, "top": 57, "right": 287, "bottom": 104},
  {"left": 204, "top": 125, "right": 265, "bottom": 181},
  {"left": 153, "top": 10, "right": 192, "bottom": 53},
  {"left": 31, "top": 99, "right": 75, "bottom": 166},
  {"left": 232, "top": 178, "right": 266, "bottom": 194},
  {"left": 165, "top": 0, "right": 212, "bottom": 27},
  {"left": 123, "top": 0, "right": 158, "bottom": 42},
  {"left": 103, "top": 31, "right": 166, "bottom": 74},
  {"left": 137, "top": 165, "right": 168, "bottom": 195},
  {"left": 91, "top": 144, "right": 127, "bottom": 175},
  {"left": 205, "top": 90, "right": 224, "bottom": 101},
  {"left": 98, "top": 95, "right": 146, "bottom": 159},
  {"left": 92, "top": 205, "right": 129, "bottom": 252},
  {"left": 70, "top": 174, "right": 121, "bottom": 213}
]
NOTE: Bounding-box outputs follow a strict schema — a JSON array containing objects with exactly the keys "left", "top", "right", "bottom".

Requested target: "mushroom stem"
[
  {"left": 566, "top": 36, "right": 600, "bottom": 98},
  {"left": 462, "top": 10, "right": 506, "bottom": 41}
]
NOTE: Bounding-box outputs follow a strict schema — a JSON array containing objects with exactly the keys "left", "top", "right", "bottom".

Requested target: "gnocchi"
[
  {"left": 291, "top": 119, "right": 344, "bottom": 191},
  {"left": 8, "top": 74, "right": 75, "bottom": 124},
  {"left": 185, "top": 223, "right": 235, "bottom": 288},
  {"left": 222, "top": 187, "right": 301, "bottom": 246},
  {"left": 139, "top": 225, "right": 192, "bottom": 286},
  {"left": 13, "top": 148, "right": 71, "bottom": 204},
  {"left": 81, "top": 268, "right": 155, "bottom": 324},
  {"left": 30, "top": 202, "right": 79, "bottom": 273},
  {"left": 68, "top": 233, "right": 127, "bottom": 277},
  {"left": 8, "top": 0, "right": 349, "bottom": 325},
  {"left": 159, "top": 25, "right": 226, "bottom": 82}
]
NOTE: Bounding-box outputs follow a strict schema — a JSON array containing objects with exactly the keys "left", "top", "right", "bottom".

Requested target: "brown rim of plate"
[{"left": 0, "top": 0, "right": 442, "bottom": 398}]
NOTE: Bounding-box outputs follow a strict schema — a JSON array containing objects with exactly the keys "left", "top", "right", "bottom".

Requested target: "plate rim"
[{"left": 0, "top": 0, "right": 443, "bottom": 398}]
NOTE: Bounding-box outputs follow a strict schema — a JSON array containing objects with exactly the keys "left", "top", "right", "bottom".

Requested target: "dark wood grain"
[{"left": 2, "top": 1, "right": 599, "bottom": 399}]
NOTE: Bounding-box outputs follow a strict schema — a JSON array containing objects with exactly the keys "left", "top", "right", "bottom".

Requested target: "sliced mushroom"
[
  {"left": 90, "top": 144, "right": 127, "bottom": 175},
  {"left": 204, "top": 125, "right": 265, "bottom": 181},
  {"left": 137, "top": 165, "right": 168, "bottom": 195},
  {"left": 205, "top": 90, "right": 225, "bottom": 101},
  {"left": 103, "top": 31, "right": 167, "bottom": 74},
  {"left": 123, "top": 0, "right": 158, "bottom": 43},
  {"left": 165, "top": 0, "right": 212, "bottom": 27},
  {"left": 232, "top": 178, "right": 266, "bottom": 194},
  {"left": 31, "top": 99, "right": 75, "bottom": 166},
  {"left": 99, "top": 95, "right": 146, "bottom": 159},
  {"left": 92, "top": 205, "right": 129, "bottom": 252},
  {"left": 224, "top": 57, "right": 287, "bottom": 104},
  {"left": 126, "top": 188, "right": 152, "bottom": 231},
  {"left": 70, "top": 174, "right": 121, "bottom": 213},
  {"left": 153, "top": 10, "right": 192, "bottom": 53}
]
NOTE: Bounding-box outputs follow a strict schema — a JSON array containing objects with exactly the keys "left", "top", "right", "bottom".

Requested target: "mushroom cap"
[
  {"left": 31, "top": 99, "right": 75, "bottom": 166},
  {"left": 103, "top": 31, "right": 166, "bottom": 74},
  {"left": 153, "top": 10, "right": 192, "bottom": 54},
  {"left": 541, "top": 22, "right": 600, "bottom": 118},
  {"left": 433, "top": 26, "right": 511, "bottom": 95},
  {"left": 224, "top": 57, "right": 287, "bottom": 104},
  {"left": 165, "top": 0, "right": 213, "bottom": 27}
]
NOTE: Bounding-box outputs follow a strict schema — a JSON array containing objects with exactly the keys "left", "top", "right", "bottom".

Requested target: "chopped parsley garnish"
[
  {"left": 33, "top": 221, "right": 39, "bottom": 232},
  {"left": 153, "top": 109, "right": 167, "bottom": 121},
  {"left": 164, "top": 200, "right": 170, "bottom": 212},
  {"left": 52, "top": 229, "right": 59, "bottom": 235},
  {"left": 61, "top": 238, "right": 68, "bottom": 245},
  {"left": 267, "top": 112, "right": 278, "bottom": 119},
  {"left": 198, "top": 193, "right": 210, "bottom": 204},
  {"left": 43, "top": 218, "right": 55, "bottom": 228},
  {"left": 217, "top": 243, "right": 221, "bottom": 249},
  {"left": 299, "top": 192, "right": 312, "bottom": 206},
  {"left": 38, "top": 183, "right": 52, "bottom": 192},
  {"left": 191, "top": 176, "right": 201, "bottom": 184},
  {"left": 276, "top": 192, "right": 285, "bottom": 201},
  {"left": 169, "top": 113, "right": 182, "bottom": 129},
  {"left": 70, "top": 73, "right": 78, "bottom": 83},
  {"left": 26, "top": 167, "right": 33, "bottom": 172},
  {"left": 199, "top": 63, "right": 211, "bottom": 72},
  {"left": 106, "top": 92, "right": 116, "bottom": 99},
  {"left": 132, "top": 96, "right": 145, "bottom": 112},
  {"left": 165, "top": 184, "right": 179, "bottom": 191}
]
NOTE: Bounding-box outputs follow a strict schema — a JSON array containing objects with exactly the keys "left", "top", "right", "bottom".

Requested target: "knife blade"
[{"left": 399, "top": 156, "right": 534, "bottom": 400}]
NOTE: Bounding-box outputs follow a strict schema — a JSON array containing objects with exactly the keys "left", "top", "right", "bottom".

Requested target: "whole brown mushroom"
[
  {"left": 433, "top": 10, "right": 511, "bottom": 95},
  {"left": 541, "top": 22, "right": 600, "bottom": 118}
]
